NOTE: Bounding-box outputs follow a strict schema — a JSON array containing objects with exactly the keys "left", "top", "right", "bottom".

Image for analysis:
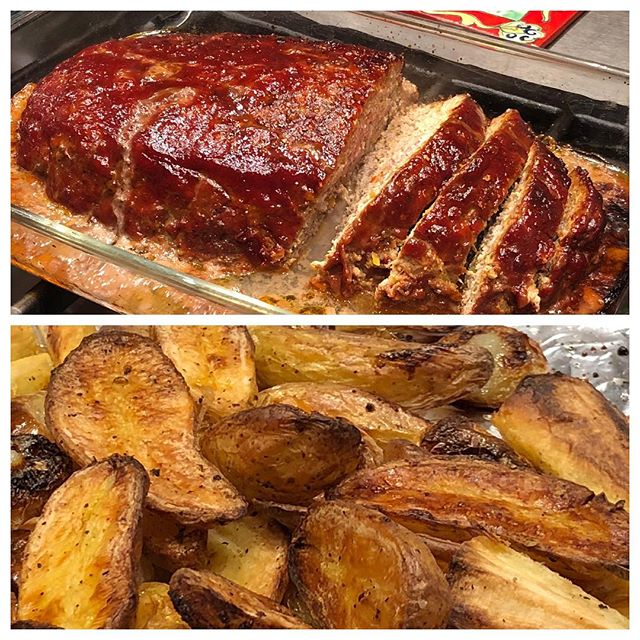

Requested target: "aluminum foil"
[{"left": 522, "top": 326, "right": 629, "bottom": 414}]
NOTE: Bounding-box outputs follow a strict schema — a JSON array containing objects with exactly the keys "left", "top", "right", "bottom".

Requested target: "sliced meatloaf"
[
  {"left": 461, "top": 140, "right": 571, "bottom": 314},
  {"left": 376, "top": 109, "right": 533, "bottom": 312},
  {"left": 16, "top": 33, "right": 408, "bottom": 268},
  {"left": 313, "top": 94, "right": 486, "bottom": 297},
  {"left": 537, "top": 167, "right": 605, "bottom": 311}
]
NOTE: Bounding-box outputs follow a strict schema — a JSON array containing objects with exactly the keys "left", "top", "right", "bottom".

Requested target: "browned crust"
[
  {"left": 314, "top": 95, "right": 486, "bottom": 298},
  {"left": 169, "top": 568, "right": 310, "bottom": 629},
  {"left": 377, "top": 109, "right": 533, "bottom": 312},
  {"left": 328, "top": 457, "right": 629, "bottom": 577}
]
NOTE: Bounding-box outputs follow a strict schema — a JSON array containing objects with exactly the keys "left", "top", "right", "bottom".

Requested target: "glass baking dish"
[{"left": 11, "top": 10, "right": 629, "bottom": 315}]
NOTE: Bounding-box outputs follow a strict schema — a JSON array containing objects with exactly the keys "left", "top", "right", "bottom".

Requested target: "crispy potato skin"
[
  {"left": 153, "top": 326, "right": 257, "bottom": 419},
  {"left": 17, "top": 455, "right": 149, "bottom": 629},
  {"left": 256, "top": 382, "right": 432, "bottom": 445},
  {"left": 421, "top": 416, "right": 531, "bottom": 469},
  {"left": 169, "top": 569, "right": 310, "bottom": 629},
  {"left": 11, "top": 392, "right": 49, "bottom": 438},
  {"left": 45, "top": 331, "right": 247, "bottom": 525},
  {"left": 438, "top": 326, "right": 548, "bottom": 407},
  {"left": 329, "top": 458, "right": 628, "bottom": 580},
  {"left": 11, "top": 434, "right": 74, "bottom": 529},
  {"left": 11, "top": 352, "right": 53, "bottom": 398},
  {"left": 249, "top": 327, "right": 493, "bottom": 410},
  {"left": 290, "top": 501, "right": 450, "bottom": 628},
  {"left": 447, "top": 537, "right": 628, "bottom": 629},
  {"left": 44, "top": 326, "right": 97, "bottom": 365},
  {"left": 493, "top": 373, "right": 629, "bottom": 505},
  {"left": 201, "top": 404, "right": 363, "bottom": 505},
  {"left": 135, "top": 582, "right": 189, "bottom": 629},
  {"left": 205, "top": 511, "right": 289, "bottom": 601},
  {"left": 142, "top": 510, "right": 207, "bottom": 573}
]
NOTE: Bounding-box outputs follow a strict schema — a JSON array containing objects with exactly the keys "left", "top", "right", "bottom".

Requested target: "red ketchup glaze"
[
  {"left": 406, "top": 110, "right": 533, "bottom": 279},
  {"left": 16, "top": 33, "right": 400, "bottom": 265}
]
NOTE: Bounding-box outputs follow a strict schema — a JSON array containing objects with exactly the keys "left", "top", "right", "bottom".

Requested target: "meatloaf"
[
  {"left": 313, "top": 94, "right": 486, "bottom": 297},
  {"left": 377, "top": 109, "right": 534, "bottom": 312},
  {"left": 16, "top": 32, "right": 408, "bottom": 267}
]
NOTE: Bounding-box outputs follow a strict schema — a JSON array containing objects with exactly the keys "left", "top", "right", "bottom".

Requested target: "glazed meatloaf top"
[{"left": 16, "top": 32, "right": 405, "bottom": 267}]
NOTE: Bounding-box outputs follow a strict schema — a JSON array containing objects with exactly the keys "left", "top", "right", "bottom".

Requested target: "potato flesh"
[
  {"left": 153, "top": 326, "right": 257, "bottom": 419},
  {"left": 11, "top": 352, "right": 53, "bottom": 398},
  {"left": 438, "top": 326, "right": 548, "bottom": 407},
  {"left": 17, "top": 456, "right": 147, "bottom": 628},
  {"left": 256, "top": 382, "right": 432, "bottom": 445},
  {"left": 249, "top": 326, "right": 493, "bottom": 410},
  {"left": 205, "top": 513, "right": 289, "bottom": 601},
  {"left": 44, "top": 326, "right": 97, "bottom": 365},
  {"left": 45, "top": 331, "right": 246, "bottom": 525},
  {"left": 11, "top": 327, "right": 44, "bottom": 361},
  {"left": 493, "top": 374, "right": 629, "bottom": 505},
  {"left": 330, "top": 458, "right": 628, "bottom": 576},
  {"left": 448, "top": 537, "right": 628, "bottom": 629},
  {"left": 135, "top": 582, "right": 189, "bottom": 629},
  {"left": 290, "top": 501, "right": 450, "bottom": 629}
]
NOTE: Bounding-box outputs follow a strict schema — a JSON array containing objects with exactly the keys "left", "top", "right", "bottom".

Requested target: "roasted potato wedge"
[
  {"left": 381, "top": 438, "right": 430, "bottom": 463},
  {"left": 256, "top": 382, "right": 432, "bottom": 445},
  {"left": 493, "top": 373, "right": 629, "bottom": 505},
  {"left": 11, "top": 392, "right": 48, "bottom": 438},
  {"left": 205, "top": 511, "right": 289, "bottom": 601},
  {"left": 169, "top": 568, "right": 310, "bottom": 629},
  {"left": 329, "top": 458, "right": 628, "bottom": 582},
  {"left": 421, "top": 416, "right": 531, "bottom": 469},
  {"left": 438, "top": 326, "right": 548, "bottom": 407},
  {"left": 11, "top": 352, "right": 53, "bottom": 398},
  {"left": 200, "top": 404, "right": 363, "bottom": 505},
  {"left": 153, "top": 326, "right": 257, "bottom": 419},
  {"left": 11, "top": 326, "right": 44, "bottom": 361},
  {"left": 11, "top": 434, "right": 74, "bottom": 529},
  {"left": 43, "top": 325, "right": 97, "bottom": 365},
  {"left": 253, "top": 501, "right": 309, "bottom": 532},
  {"left": 45, "top": 331, "right": 247, "bottom": 525},
  {"left": 17, "top": 455, "right": 148, "bottom": 628},
  {"left": 290, "top": 501, "right": 451, "bottom": 628},
  {"left": 142, "top": 510, "right": 207, "bottom": 573},
  {"left": 249, "top": 326, "right": 493, "bottom": 410},
  {"left": 135, "top": 582, "right": 189, "bottom": 629},
  {"left": 448, "top": 537, "right": 628, "bottom": 629}
]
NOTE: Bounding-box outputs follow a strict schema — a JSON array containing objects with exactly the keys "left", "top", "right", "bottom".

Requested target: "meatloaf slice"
[
  {"left": 461, "top": 140, "right": 571, "bottom": 314},
  {"left": 376, "top": 110, "right": 533, "bottom": 312},
  {"left": 16, "top": 33, "right": 407, "bottom": 268},
  {"left": 313, "top": 94, "right": 486, "bottom": 297},
  {"left": 537, "top": 167, "right": 605, "bottom": 311}
]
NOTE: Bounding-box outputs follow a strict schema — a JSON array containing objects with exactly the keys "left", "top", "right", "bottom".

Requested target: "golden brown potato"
[
  {"left": 329, "top": 458, "right": 628, "bottom": 583},
  {"left": 205, "top": 511, "right": 289, "bottom": 601},
  {"left": 448, "top": 537, "right": 628, "bottom": 629},
  {"left": 153, "top": 326, "right": 257, "bottom": 419},
  {"left": 11, "top": 352, "right": 53, "bottom": 398},
  {"left": 17, "top": 455, "right": 148, "bottom": 628},
  {"left": 11, "top": 326, "right": 44, "bottom": 361},
  {"left": 11, "top": 392, "right": 48, "bottom": 438},
  {"left": 169, "top": 568, "right": 310, "bottom": 629},
  {"left": 438, "top": 326, "right": 548, "bottom": 407},
  {"left": 45, "top": 331, "right": 247, "bottom": 525},
  {"left": 253, "top": 501, "right": 309, "bottom": 532},
  {"left": 256, "top": 382, "right": 432, "bottom": 445},
  {"left": 200, "top": 404, "right": 363, "bottom": 505},
  {"left": 11, "top": 434, "right": 74, "bottom": 529},
  {"left": 381, "top": 438, "right": 430, "bottom": 463},
  {"left": 44, "top": 325, "right": 97, "bottom": 365},
  {"left": 142, "top": 510, "right": 207, "bottom": 573},
  {"left": 290, "top": 501, "right": 451, "bottom": 628},
  {"left": 249, "top": 326, "right": 493, "bottom": 410},
  {"left": 493, "top": 373, "right": 629, "bottom": 505},
  {"left": 421, "top": 416, "right": 531, "bottom": 469},
  {"left": 135, "top": 582, "right": 189, "bottom": 629}
]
